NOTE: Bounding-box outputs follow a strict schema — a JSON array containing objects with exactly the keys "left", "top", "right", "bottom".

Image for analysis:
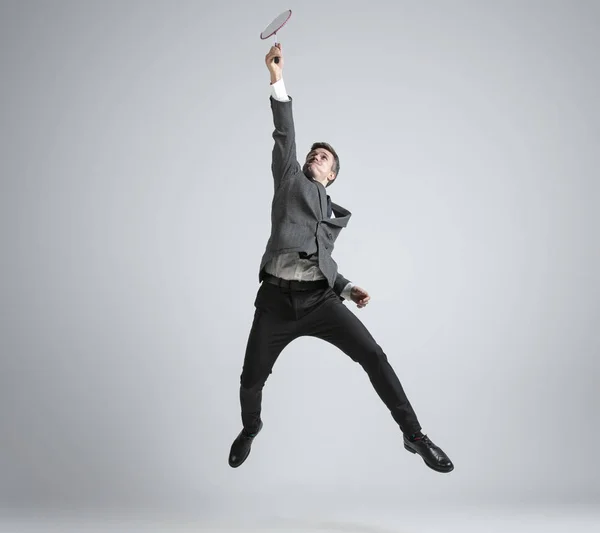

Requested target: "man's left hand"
[{"left": 350, "top": 286, "right": 370, "bottom": 308}]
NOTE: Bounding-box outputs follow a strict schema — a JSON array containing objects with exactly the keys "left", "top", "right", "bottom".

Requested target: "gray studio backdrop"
[{"left": 1, "top": 0, "right": 598, "bottom": 520}]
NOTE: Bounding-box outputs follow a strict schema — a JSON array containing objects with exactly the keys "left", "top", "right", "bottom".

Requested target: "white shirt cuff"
[
  {"left": 270, "top": 78, "right": 290, "bottom": 102},
  {"left": 341, "top": 282, "right": 354, "bottom": 301}
]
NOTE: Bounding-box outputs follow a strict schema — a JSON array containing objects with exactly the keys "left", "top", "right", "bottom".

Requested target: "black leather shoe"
[
  {"left": 228, "top": 420, "right": 263, "bottom": 468},
  {"left": 403, "top": 434, "right": 454, "bottom": 473}
]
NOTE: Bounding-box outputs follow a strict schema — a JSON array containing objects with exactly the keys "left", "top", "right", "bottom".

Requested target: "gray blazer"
[{"left": 257, "top": 95, "right": 353, "bottom": 297}]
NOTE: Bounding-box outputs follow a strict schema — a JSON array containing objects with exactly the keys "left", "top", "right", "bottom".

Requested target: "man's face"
[{"left": 303, "top": 148, "right": 336, "bottom": 184}]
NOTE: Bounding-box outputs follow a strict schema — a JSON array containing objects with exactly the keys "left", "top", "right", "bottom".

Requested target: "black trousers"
[{"left": 239, "top": 279, "right": 422, "bottom": 436}]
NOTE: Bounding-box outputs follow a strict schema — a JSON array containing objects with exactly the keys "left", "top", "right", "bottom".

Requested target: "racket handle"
[{"left": 273, "top": 35, "right": 280, "bottom": 64}]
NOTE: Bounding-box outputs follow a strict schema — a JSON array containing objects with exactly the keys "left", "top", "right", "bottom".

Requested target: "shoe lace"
[{"left": 420, "top": 434, "right": 433, "bottom": 446}]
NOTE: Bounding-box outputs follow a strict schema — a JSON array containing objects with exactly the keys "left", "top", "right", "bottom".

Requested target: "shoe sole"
[{"left": 404, "top": 443, "right": 454, "bottom": 473}]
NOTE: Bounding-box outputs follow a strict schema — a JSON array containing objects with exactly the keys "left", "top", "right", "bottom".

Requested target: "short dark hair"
[{"left": 310, "top": 142, "right": 340, "bottom": 187}]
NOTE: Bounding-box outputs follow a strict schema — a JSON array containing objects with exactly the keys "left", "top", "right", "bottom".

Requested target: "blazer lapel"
[
  {"left": 312, "top": 177, "right": 352, "bottom": 227},
  {"left": 327, "top": 202, "right": 351, "bottom": 227}
]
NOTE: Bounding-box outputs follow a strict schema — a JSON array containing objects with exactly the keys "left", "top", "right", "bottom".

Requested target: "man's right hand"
[{"left": 265, "top": 44, "right": 283, "bottom": 84}]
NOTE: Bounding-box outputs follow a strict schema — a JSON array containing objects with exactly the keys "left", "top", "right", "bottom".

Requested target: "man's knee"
[
  {"left": 240, "top": 370, "right": 269, "bottom": 392},
  {"left": 356, "top": 343, "right": 388, "bottom": 370}
]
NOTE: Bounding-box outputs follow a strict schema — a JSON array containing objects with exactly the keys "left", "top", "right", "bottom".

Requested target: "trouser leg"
[
  {"left": 300, "top": 289, "right": 422, "bottom": 435},
  {"left": 239, "top": 288, "right": 298, "bottom": 433}
]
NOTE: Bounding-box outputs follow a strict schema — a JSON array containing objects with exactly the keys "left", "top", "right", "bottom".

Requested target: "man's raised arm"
[{"left": 265, "top": 44, "right": 300, "bottom": 188}]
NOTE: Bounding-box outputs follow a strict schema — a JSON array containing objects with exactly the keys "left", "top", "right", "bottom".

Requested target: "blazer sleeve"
[
  {"left": 333, "top": 272, "right": 352, "bottom": 298},
  {"left": 270, "top": 95, "right": 301, "bottom": 190}
]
